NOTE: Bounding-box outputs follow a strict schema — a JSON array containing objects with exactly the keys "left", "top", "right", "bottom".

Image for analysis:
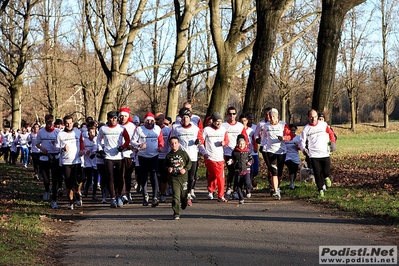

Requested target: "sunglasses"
[
  {"left": 228, "top": 113, "right": 236, "bottom": 115},
  {"left": 164, "top": 123, "right": 170, "bottom": 126},
  {"left": 109, "top": 116, "right": 118, "bottom": 119}
]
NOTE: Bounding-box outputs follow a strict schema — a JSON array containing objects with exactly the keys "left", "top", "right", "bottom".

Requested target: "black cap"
[
  {"left": 107, "top": 111, "right": 118, "bottom": 119},
  {"left": 318, "top": 112, "right": 325, "bottom": 118},
  {"left": 179, "top": 107, "right": 191, "bottom": 118},
  {"left": 237, "top": 134, "right": 246, "bottom": 144}
]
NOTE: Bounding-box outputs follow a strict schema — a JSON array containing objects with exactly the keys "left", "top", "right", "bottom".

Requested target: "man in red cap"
[
  {"left": 118, "top": 107, "right": 136, "bottom": 203},
  {"left": 131, "top": 112, "right": 164, "bottom": 207}
]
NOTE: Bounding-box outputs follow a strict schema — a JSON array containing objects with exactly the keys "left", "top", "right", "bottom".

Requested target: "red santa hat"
[
  {"left": 144, "top": 112, "right": 155, "bottom": 122},
  {"left": 119, "top": 107, "right": 133, "bottom": 123}
]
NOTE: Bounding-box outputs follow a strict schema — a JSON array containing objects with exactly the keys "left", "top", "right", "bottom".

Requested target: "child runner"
[
  {"left": 228, "top": 134, "right": 253, "bottom": 204},
  {"left": 165, "top": 136, "right": 192, "bottom": 220}
]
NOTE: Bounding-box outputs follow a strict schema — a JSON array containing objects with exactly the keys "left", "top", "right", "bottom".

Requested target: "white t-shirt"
[{"left": 57, "top": 129, "right": 83, "bottom": 165}]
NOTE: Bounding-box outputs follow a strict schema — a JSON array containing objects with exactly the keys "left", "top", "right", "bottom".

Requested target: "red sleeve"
[
  {"left": 121, "top": 128, "right": 130, "bottom": 148},
  {"left": 241, "top": 128, "right": 249, "bottom": 145},
  {"left": 223, "top": 131, "right": 229, "bottom": 146},
  {"left": 197, "top": 119, "right": 204, "bottom": 132},
  {"left": 158, "top": 130, "right": 164, "bottom": 148},
  {"left": 326, "top": 126, "right": 336, "bottom": 143},
  {"left": 79, "top": 133, "right": 85, "bottom": 151},
  {"left": 283, "top": 124, "right": 293, "bottom": 141}
]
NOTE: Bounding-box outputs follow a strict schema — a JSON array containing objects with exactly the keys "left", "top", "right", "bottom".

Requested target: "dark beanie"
[
  {"left": 236, "top": 134, "right": 246, "bottom": 144},
  {"left": 211, "top": 112, "right": 222, "bottom": 121}
]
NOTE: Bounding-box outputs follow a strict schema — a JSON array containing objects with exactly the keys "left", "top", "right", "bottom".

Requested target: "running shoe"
[
  {"left": 143, "top": 194, "right": 149, "bottom": 206},
  {"left": 289, "top": 182, "right": 295, "bottom": 189},
  {"left": 246, "top": 193, "right": 251, "bottom": 198},
  {"left": 68, "top": 203, "right": 74, "bottom": 210},
  {"left": 233, "top": 192, "right": 239, "bottom": 200},
  {"left": 225, "top": 188, "right": 233, "bottom": 199},
  {"left": 325, "top": 177, "right": 332, "bottom": 188},
  {"left": 273, "top": 191, "right": 281, "bottom": 200},
  {"left": 319, "top": 190, "right": 325, "bottom": 198},
  {"left": 160, "top": 195, "right": 166, "bottom": 203},
  {"left": 76, "top": 193, "right": 82, "bottom": 207},
  {"left": 117, "top": 197, "right": 124, "bottom": 207},
  {"left": 101, "top": 197, "right": 107, "bottom": 204},
  {"left": 187, "top": 198, "right": 193, "bottom": 206},
  {"left": 190, "top": 189, "right": 196, "bottom": 199},
  {"left": 57, "top": 188, "right": 63, "bottom": 198},
  {"left": 151, "top": 198, "right": 159, "bottom": 208},
  {"left": 43, "top": 192, "right": 50, "bottom": 201},
  {"left": 110, "top": 199, "right": 117, "bottom": 208},
  {"left": 322, "top": 185, "right": 327, "bottom": 191},
  {"left": 173, "top": 215, "right": 180, "bottom": 220},
  {"left": 218, "top": 197, "right": 228, "bottom": 202},
  {"left": 126, "top": 192, "right": 133, "bottom": 204},
  {"left": 121, "top": 195, "right": 129, "bottom": 204},
  {"left": 239, "top": 200, "right": 244, "bottom": 204},
  {"left": 207, "top": 192, "right": 213, "bottom": 200},
  {"left": 51, "top": 201, "right": 59, "bottom": 209}
]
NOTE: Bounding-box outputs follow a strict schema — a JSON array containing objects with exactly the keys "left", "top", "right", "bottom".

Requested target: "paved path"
[{"left": 60, "top": 182, "right": 397, "bottom": 266}]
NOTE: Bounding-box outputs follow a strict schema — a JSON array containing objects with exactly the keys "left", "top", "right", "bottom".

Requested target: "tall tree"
[
  {"left": 0, "top": 0, "right": 41, "bottom": 129},
  {"left": 312, "top": 0, "right": 366, "bottom": 121},
  {"left": 165, "top": 0, "right": 205, "bottom": 118},
  {"left": 378, "top": 0, "right": 399, "bottom": 128},
  {"left": 339, "top": 7, "right": 373, "bottom": 131},
  {"left": 206, "top": 0, "right": 256, "bottom": 117},
  {"left": 243, "top": 0, "right": 294, "bottom": 122},
  {"left": 84, "top": 0, "right": 172, "bottom": 121}
]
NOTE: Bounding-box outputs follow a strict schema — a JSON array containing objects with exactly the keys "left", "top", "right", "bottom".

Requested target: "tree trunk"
[
  {"left": 10, "top": 77, "right": 23, "bottom": 129},
  {"left": 206, "top": 0, "right": 255, "bottom": 118},
  {"left": 98, "top": 74, "right": 122, "bottom": 121},
  {"left": 243, "top": 0, "right": 293, "bottom": 122},
  {"left": 165, "top": 0, "right": 196, "bottom": 119},
  {"left": 312, "top": 0, "right": 366, "bottom": 121},
  {"left": 350, "top": 96, "right": 356, "bottom": 132},
  {"left": 207, "top": 64, "right": 235, "bottom": 116}
]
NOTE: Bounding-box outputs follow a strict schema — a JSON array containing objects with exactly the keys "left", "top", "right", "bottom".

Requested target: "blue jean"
[{"left": 21, "top": 146, "right": 29, "bottom": 166}]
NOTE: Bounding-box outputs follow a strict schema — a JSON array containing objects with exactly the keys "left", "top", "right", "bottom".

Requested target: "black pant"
[{"left": 104, "top": 159, "right": 123, "bottom": 198}]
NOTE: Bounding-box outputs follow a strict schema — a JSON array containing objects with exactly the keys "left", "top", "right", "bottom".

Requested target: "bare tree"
[
  {"left": 312, "top": 0, "right": 366, "bottom": 121},
  {"left": 206, "top": 0, "right": 256, "bottom": 117},
  {"left": 378, "top": 0, "right": 399, "bottom": 128},
  {"left": 165, "top": 0, "right": 206, "bottom": 118},
  {"left": 243, "top": 0, "right": 294, "bottom": 122},
  {"left": 339, "top": 7, "right": 373, "bottom": 131},
  {"left": 0, "top": 0, "right": 42, "bottom": 129},
  {"left": 84, "top": 0, "right": 173, "bottom": 121}
]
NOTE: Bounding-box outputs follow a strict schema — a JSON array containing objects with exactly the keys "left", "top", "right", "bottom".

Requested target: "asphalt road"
[{"left": 60, "top": 181, "right": 397, "bottom": 266}]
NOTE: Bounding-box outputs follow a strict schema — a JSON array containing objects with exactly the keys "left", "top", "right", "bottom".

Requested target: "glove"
[
  {"left": 194, "top": 139, "right": 200, "bottom": 145},
  {"left": 97, "top": 150, "right": 106, "bottom": 158},
  {"left": 330, "top": 142, "right": 336, "bottom": 152},
  {"left": 259, "top": 146, "right": 263, "bottom": 153},
  {"left": 89, "top": 153, "right": 96, "bottom": 159},
  {"left": 277, "top": 136, "right": 283, "bottom": 141},
  {"left": 302, "top": 149, "right": 309, "bottom": 157},
  {"left": 255, "top": 138, "right": 261, "bottom": 144},
  {"left": 28, "top": 141, "right": 32, "bottom": 145},
  {"left": 117, "top": 146, "right": 124, "bottom": 152}
]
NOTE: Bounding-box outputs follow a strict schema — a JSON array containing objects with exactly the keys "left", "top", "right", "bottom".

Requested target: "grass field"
[{"left": 0, "top": 122, "right": 398, "bottom": 265}]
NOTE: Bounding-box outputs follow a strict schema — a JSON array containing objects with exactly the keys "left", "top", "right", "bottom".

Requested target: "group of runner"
[{"left": 0, "top": 104, "right": 336, "bottom": 213}]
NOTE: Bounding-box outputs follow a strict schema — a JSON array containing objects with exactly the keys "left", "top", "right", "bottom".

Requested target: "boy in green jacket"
[{"left": 165, "top": 136, "right": 192, "bottom": 220}]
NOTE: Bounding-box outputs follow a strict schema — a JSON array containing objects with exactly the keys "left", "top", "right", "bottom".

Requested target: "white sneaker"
[
  {"left": 289, "top": 182, "right": 295, "bottom": 189},
  {"left": 190, "top": 189, "right": 196, "bottom": 199},
  {"left": 207, "top": 192, "right": 213, "bottom": 200},
  {"left": 43, "top": 192, "right": 50, "bottom": 201},
  {"left": 68, "top": 203, "right": 74, "bottom": 210},
  {"left": 322, "top": 185, "right": 327, "bottom": 191},
  {"left": 273, "top": 191, "right": 281, "bottom": 200},
  {"left": 246, "top": 193, "right": 251, "bottom": 198},
  {"left": 225, "top": 188, "right": 233, "bottom": 199},
  {"left": 51, "top": 201, "right": 59, "bottom": 209},
  {"left": 239, "top": 200, "right": 244, "bottom": 204},
  {"left": 76, "top": 193, "right": 82, "bottom": 206}
]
